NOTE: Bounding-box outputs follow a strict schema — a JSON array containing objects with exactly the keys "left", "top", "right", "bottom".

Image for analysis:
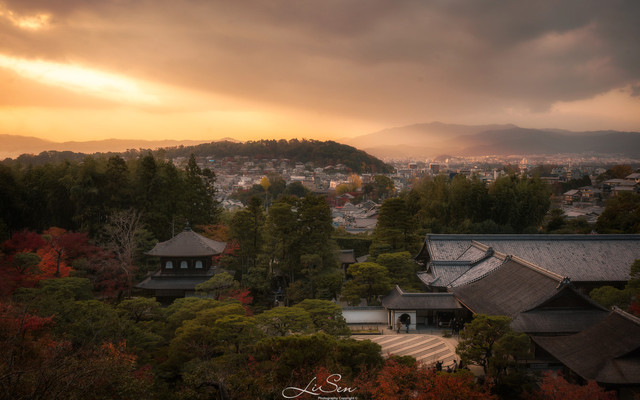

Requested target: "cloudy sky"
[{"left": 1, "top": 0, "right": 639, "bottom": 143}]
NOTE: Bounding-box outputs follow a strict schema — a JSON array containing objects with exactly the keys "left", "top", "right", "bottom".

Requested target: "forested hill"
[
  {"left": 164, "top": 139, "right": 393, "bottom": 173},
  {"left": 2, "top": 139, "right": 393, "bottom": 174}
]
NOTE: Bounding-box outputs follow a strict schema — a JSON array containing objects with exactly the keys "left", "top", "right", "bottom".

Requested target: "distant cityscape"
[{"left": 176, "top": 152, "right": 640, "bottom": 234}]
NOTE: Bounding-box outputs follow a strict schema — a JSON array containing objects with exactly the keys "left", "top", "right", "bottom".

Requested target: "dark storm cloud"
[{"left": 1, "top": 0, "right": 638, "bottom": 120}]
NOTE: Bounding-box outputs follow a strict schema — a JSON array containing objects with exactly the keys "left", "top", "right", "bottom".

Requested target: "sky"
[{"left": 1, "top": 0, "right": 639, "bottom": 143}]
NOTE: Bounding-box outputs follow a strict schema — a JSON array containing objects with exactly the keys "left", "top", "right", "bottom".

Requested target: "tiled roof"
[
  {"left": 147, "top": 228, "right": 226, "bottom": 257},
  {"left": 533, "top": 308, "right": 640, "bottom": 384},
  {"left": 417, "top": 263, "right": 472, "bottom": 287},
  {"left": 456, "top": 244, "right": 487, "bottom": 261},
  {"left": 448, "top": 255, "right": 506, "bottom": 287},
  {"left": 452, "top": 257, "right": 563, "bottom": 317},
  {"left": 382, "top": 286, "right": 462, "bottom": 310},
  {"left": 424, "top": 234, "right": 640, "bottom": 282},
  {"left": 511, "top": 309, "right": 607, "bottom": 334},
  {"left": 135, "top": 271, "right": 215, "bottom": 290}
]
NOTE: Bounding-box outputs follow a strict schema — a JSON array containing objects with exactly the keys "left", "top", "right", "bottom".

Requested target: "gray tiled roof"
[
  {"left": 424, "top": 234, "right": 640, "bottom": 282},
  {"left": 382, "top": 286, "right": 462, "bottom": 310},
  {"left": 147, "top": 228, "right": 226, "bottom": 257},
  {"left": 533, "top": 308, "right": 640, "bottom": 384},
  {"left": 452, "top": 257, "right": 563, "bottom": 317},
  {"left": 448, "top": 255, "right": 506, "bottom": 287},
  {"left": 417, "top": 263, "right": 472, "bottom": 287},
  {"left": 456, "top": 244, "right": 487, "bottom": 261},
  {"left": 511, "top": 308, "right": 607, "bottom": 334}
]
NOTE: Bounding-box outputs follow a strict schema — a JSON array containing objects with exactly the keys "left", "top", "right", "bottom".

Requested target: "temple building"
[
  {"left": 533, "top": 308, "right": 640, "bottom": 399},
  {"left": 136, "top": 226, "right": 227, "bottom": 304}
]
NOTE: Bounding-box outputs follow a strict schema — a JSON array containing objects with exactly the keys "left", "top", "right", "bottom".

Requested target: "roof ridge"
[
  {"left": 448, "top": 255, "right": 509, "bottom": 288},
  {"left": 426, "top": 233, "right": 640, "bottom": 241},
  {"left": 402, "top": 291, "right": 456, "bottom": 297},
  {"left": 612, "top": 306, "right": 640, "bottom": 326},
  {"left": 521, "top": 282, "right": 608, "bottom": 313},
  {"left": 469, "top": 241, "right": 494, "bottom": 265},
  {"left": 509, "top": 254, "right": 565, "bottom": 281}
]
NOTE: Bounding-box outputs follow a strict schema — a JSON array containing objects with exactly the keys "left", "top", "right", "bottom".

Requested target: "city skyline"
[{"left": 1, "top": 1, "right": 639, "bottom": 143}]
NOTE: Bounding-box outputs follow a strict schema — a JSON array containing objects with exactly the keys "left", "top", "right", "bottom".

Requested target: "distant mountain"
[
  {"left": 343, "top": 123, "right": 640, "bottom": 159},
  {"left": 0, "top": 134, "right": 213, "bottom": 160}
]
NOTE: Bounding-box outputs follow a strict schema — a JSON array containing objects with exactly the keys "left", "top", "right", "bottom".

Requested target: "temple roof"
[
  {"left": 382, "top": 286, "right": 462, "bottom": 310},
  {"left": 452, "top": 256, "right": 564, "bottom": 317},
  {"left": 419, "top": 234, "right": 640, "bottom": 282},
  {"left": 147, "top": 228, "right": 226, "bottom": 257},
  {"left": 511, "top": 308, "right": 607, "bottom": 334},
  {"left": 533, "top": 308, "right": 640, "bottom": 384}
]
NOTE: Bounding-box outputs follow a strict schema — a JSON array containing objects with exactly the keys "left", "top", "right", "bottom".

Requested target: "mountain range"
[
  {"left": 2, "top": 123, "right": 640, "bottom": 160},
  {"left": 0, "top": 135, "right": 224, "bottom": 160},
  {"left": 341, "top": 122, "right": 640, "bottom": 159}
]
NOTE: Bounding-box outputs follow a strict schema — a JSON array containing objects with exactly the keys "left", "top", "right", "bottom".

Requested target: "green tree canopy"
[
  {"left": 255, "top": 306, "right": 313, "bottom": 336},
  {"left": 596, "top": 192, "right": 640, "bottom": 233},
  {"left": 293, "top": 299, "right": 350, "bottom": 336},
  {"left": 456, "top": 314, "right": 530, "bottom": 376},
  {"left": 371, "top": 197, "right": 419, "bottom": 257},
  {"left": 341, "top": 262, "right": 393, "bottom": 306}
]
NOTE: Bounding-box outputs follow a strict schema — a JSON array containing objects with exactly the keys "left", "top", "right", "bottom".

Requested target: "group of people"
[
  {"left": 434, "top": 359, "right": 463, "bottom": 373},
  {"left": 396, "top": 316, "right": 410, "bottom": 333}
]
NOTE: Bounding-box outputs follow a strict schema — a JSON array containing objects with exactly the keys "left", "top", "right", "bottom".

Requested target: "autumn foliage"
[
  {"left": 0, "top": 228, "right": 127, "bottom": 298},
  {"left": 0, "top": 301, "right": 153, "bottom": 400},
  {"left": 527, "top": 371, "right": 617, "bottom": 400},
  {"left": 355, "top": 358, "right": 496, "bottom": 400}
]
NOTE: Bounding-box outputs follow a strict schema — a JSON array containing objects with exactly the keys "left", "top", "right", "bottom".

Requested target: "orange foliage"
[
  {"left": 355, "top": 358, "right": 496, "bottom": 400},
  {"left": 630, "top": 298, "right": 640, "bottom": 317},
  {"left": 36, "top": 247, "right": 72, "bottom": 278},
  {"left": 220, "top": 288, "right": 254, "bottom": 315},
  {"left": 529, "top": 371, "right": 617, "bottom": 400}
]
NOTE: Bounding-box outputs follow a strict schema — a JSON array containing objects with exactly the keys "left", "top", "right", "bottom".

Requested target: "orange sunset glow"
[{"left": 0, "top": 1, "right": 639, "bottom": 145}]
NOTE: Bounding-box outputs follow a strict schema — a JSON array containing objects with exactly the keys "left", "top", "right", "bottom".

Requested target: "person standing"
[{"left": 396, "top": 317, "right": 402, "bottom": 333}]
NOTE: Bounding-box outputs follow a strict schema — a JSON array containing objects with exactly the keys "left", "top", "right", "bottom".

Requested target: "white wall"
[{"left": 342, "top": 307, "right": 388, "bottom": 324}]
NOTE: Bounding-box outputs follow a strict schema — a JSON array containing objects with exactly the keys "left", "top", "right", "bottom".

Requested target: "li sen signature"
[{"left": 282, "top": 373, "right": 357, "bottom": 399}]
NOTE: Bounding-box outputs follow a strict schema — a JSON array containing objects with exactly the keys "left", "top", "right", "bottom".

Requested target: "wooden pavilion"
[{"left": 135, "top": 226, "right": 227, "bottom": 304}]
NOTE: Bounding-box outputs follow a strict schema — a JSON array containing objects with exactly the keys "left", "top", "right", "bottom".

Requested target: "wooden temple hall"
[
  {"left": 342, "top": 234, "right": 640, "bottom": 397},
  {"left": 410, "top": 233, "right": 640, "bottom": 398},
  {"left": 135, "top": 226, "right": 227, "bottom": 304}
]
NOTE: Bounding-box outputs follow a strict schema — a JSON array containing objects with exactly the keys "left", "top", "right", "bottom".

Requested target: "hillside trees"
[
  {"left": 371, "top": 196, "right": 420, "bottom": 257},
  {"left": 456, "top": 314, "right": 532, "bottom": 397},
  {"left": 590, "top": 259, "right": 640, "bottom": 316},
  {"left": 596, "top": 192, "right": 640, "bottom": 233},
  {"left": 0, "top": 153, "right": 221, "bottom": 241},
  {"left": 341, "top": 262, "right": 393, "bottom": 306},
  {"left": 375, "top": 251, "right": 422, "bottom": 291},
  {"left": 230, "top": 196, "right": 265, "bottom": 273},
  {"left": 183, "top": 154, "right": 220, "bottom": 226},
  {"left": 408, "top": 174, "right": 551, "bottom": 233},
  {"left": 262, "top": 194, "right": 339, "bottom": 303}
]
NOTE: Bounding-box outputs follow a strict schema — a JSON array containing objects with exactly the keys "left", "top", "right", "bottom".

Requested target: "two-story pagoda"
[{"left": 136, "top": 226, "right": 227, "bottom": 304}]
